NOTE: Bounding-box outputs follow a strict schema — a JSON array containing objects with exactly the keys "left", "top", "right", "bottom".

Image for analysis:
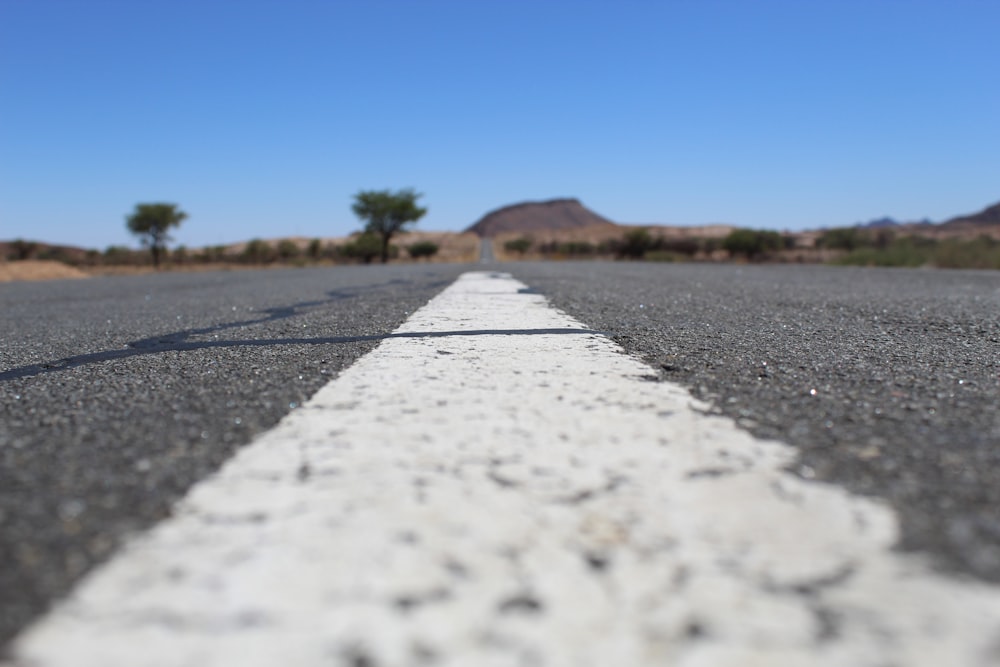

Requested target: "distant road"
[
  {"left": 478, "top": 237, "right": 494, "bottom": 262},
  {"left": 2, "top": 261, "right": 1000, "bottom": 657}
]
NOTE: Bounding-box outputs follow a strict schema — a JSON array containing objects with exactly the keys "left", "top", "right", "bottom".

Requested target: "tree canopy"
[
  {"left": 125, "top": 203, "right": 187, "bottom": 268},
  {"left": 351, "top": 189, "right": 427, "bottom": 263}
]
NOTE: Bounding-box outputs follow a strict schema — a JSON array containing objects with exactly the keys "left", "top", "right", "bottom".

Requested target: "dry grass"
[
  {"left": 393, "top": 231, "right": 480, "bottom": 263},
  {"left": 0, "top": 260, "right": 90, "bottom": 283}
]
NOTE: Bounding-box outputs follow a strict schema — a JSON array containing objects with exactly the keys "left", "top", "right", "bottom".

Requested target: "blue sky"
[{"left": 1, "top": 0, "right": 997, "bottom": 249}]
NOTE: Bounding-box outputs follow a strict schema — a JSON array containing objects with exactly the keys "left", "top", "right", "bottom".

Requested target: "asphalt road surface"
[
  {"left": 510, "top": 262, "right": 1000, "bottom": 583},
  {"left": 0, "top": 264, "right": 469, "bottom": 647},
  {"left": 2, "top": 260, "right": 1000, "bottom": 654}
]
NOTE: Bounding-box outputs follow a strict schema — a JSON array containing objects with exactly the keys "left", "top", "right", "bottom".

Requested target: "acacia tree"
[
  {"left": 125, "top": 203, "right": 187, "bottom": 268},
  {"left": 351, "top": 188, "right": 427, "bottom": 263}
]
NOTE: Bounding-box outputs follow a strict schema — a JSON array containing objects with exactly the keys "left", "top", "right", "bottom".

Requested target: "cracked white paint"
[{"left": 7, "top": 271, "right": 1000, "bottom": 667}]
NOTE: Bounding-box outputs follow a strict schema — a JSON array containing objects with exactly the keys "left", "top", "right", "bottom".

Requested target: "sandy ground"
[{"left": 0, "top": 260, "right": 90, "bottom": 283}]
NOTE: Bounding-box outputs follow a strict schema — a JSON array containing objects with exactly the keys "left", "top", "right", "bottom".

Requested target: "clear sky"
[{"left": 1, "top": 0, "right": 997, "bottom": 249}]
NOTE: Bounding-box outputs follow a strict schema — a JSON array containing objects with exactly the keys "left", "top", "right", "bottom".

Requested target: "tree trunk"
[{"left": 380, "top": 234, "right": 391, "bottom": 264}]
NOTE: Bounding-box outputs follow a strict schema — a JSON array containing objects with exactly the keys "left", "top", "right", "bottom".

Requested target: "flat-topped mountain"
[
  {"left": 942, "top": 201, "right": 1000, "bottom": 228},
  {"left": 465, "top": 198, "right": 618, "bottom": 237}
]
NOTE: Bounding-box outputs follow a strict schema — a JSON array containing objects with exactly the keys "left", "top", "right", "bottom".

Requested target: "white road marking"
[{"left": 7, "top": 271, "right": 1000, "bottom": 666}]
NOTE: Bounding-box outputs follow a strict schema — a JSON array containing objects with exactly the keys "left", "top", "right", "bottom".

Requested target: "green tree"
[
  {"left": 125, "top": 203, "right": 187, "bottom": 268},
  {"left": 618, "top": 228, "right": 654, "bottom": 259},
  {"left": 10, "top": 239, "right": 39, "bottom": 260},
  {"left": 504, "top": 237, "right": 533, "bottom": 257},
  {"left": 242, "top": 239, "right": 274, "bottom": 264},
  {"left": 104, "top": 245, "right": 133, "bottom": 265},
  {"left": 351, "top": 188, "right": 427, "bottom": 263},
  {"left": 818, "top": 227, "right": 864, "bottom": 251},
  {"left": 342, "top": 233, "right": 384, "bottom": 264},
  {"left": 277, "top": 239, "right": 301, "bottom": 261},
  {"left": 722, "top": 229, "right": 782, "bottom": 260},
  {"left": 407, "top": 241, "right": 439, "bottom": 260}
]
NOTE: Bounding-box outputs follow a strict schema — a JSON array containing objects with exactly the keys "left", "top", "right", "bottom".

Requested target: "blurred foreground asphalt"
[
  {"left": 2, "top": 261, "right": 999, "bottom": 650},
  {"left": 0, "top": 264, "right": 469, "bottom": 647},
  {"left": 509, "top": 262, "right": 1000, "bottom": 583}
]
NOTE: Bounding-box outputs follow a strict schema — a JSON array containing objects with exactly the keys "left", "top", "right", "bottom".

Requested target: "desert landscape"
[{"left": 3, "top": 198, "right": 1000, "bottom": 282}]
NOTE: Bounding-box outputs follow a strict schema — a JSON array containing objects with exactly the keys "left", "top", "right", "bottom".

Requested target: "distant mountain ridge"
[
  {"left": 465, "top": 198, "right": 618, "bottom": 237},
  {"left": 854, "top": 217, "right": 933, "bottom": 229},
  {"left": 942, "top": 201, "right": 1000, "bottom": 228}
]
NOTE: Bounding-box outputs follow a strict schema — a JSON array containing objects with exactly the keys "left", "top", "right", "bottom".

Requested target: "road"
[
  {"left": 0, "top": 265, "right": 469, "bottom": 647},
  {"left": 2, "top": 261, "right": 1000, "bottom": 659},
  {"left": 510, "top": 262, "right": 1000, "bottom": 582}
]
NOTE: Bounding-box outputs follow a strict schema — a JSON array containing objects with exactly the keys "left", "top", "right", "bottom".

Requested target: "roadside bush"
[
  {"left": 618, "top": 228, "right": 654, "bottom": 259},
  {"left": 9, "top": 239, "right": 38, "bottom": 260},
  {"left": 559, "top": 241, "right": 595, "bottom": 256},
  {"left": 644, "top": 250, "right": 680, "bottom": 262},
  {"left": 341, "top": 233, "right": 384, "bottom": 264},
  {"left": 659, "top": 237, "right": 701, "bottom": 257},
  {"left": 834, "top": 235, "right": 1000, "bottom": 269},
  {"left": 818, "top": 228, "right": 865, "bottom": 251},
  {"left": 932, "top": 236, "right": 1000, "bottom": 270},
  {"left": 723, "top": 229, "right": 783, "bottom": 260},
  {"left": 242, "top": 239, "right": 275, "bottom": 264},
  {"left": 504, "top": 237, "right": 533, "bottom": 256},
  {"left": 277, "top": 240, "right": 301, "bottom": 261},
  {"left": 36, "top": 247, "right": 74, "bottom": 264},
  {"left": 103, "top": 245, "right": 141, "bottom": 265},
  {"left": 819, "top": 227, "right": 895, "bottom": 251},
  {"left": 196, "top": 245, "right": 229, "bottom": 263},
  {"left": 700, "top": 237, "right": 724, "bottom": 255},
  {"left": 407, "top": 241, "right": 439, "bottom": 260}
]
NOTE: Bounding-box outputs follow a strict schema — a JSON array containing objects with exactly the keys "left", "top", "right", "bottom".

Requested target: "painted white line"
[{"left": 7, "top": 271, "right": 1000, "bottom": 666}]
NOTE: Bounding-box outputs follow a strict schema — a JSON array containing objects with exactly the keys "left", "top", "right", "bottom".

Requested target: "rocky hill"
[
  {"left": 942, "top": 201, "right": 1000, "bottom": 228},
  {"left": 465, "top": 198, "right": 618, "bottom": 237}
]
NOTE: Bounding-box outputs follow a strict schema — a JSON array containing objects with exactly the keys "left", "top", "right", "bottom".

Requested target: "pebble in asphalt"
[{"left": 509, "top": 261, "right": 1000, "bottom": 585}]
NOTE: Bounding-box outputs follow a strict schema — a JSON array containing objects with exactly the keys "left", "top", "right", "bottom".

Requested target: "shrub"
[
  {"left": 242, "top": 239, "right": 275, "bottom": 264},
  {"left": 9, "top": 239, "right": 38, "bottom": 260},
  {"left": 341, "top": 233, "right": 383, "bottom": 264},
  {"left": 618, "top": 228, "right": 654, "bottom": 259},
  {"left": 659, "top": 237, "right": 700, "bottom": 257},
  {"left": 723, "top": 229, "right": 783, "bottom": 260},
  {"left": 277, "top": 240, "right": 300, "bottom": 260},
  {"left": 644, "top": 250, "right": 680, "bottom": 262},
  {"left": 504, "top": 237, "right": 533, "bottom": 256},
  {"left": 559, "top": 241, "right": 595, "bottom": 256},
  {"left": 103, "top": 245, "right": 137, "bottom": 265},
  {"left": 407, "top": 241, "right": 439, "bottom": 260},
  {"left": 197, "top": 245, "right": 230, "bottom": 263},
  {"left": 307, "top": 238, "right": 323, "bottom": 260},
  {"left": 833, "top": 234, "right": 1000, "bottom": 269}
]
